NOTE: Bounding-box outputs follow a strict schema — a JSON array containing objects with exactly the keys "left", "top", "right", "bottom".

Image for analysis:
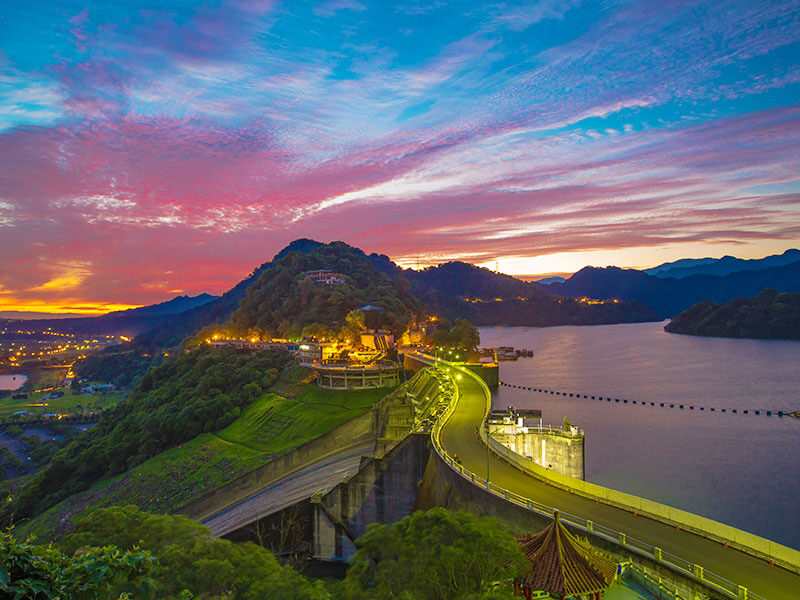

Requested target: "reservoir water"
[
  {"left": 0, "top": 374, "right": 28, "bottom": 391},
  {"left": 479, "top": 322, "right": 800, "bottom": 549}
]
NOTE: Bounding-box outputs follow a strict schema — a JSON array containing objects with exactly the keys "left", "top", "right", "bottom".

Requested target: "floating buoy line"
[{"left": 498, "top": 381, "right": 798, "bottom": 419}]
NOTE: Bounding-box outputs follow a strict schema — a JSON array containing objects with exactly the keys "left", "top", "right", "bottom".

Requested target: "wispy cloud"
[{"left": 0, "top": 0, "right": 798, "bottom": 307}]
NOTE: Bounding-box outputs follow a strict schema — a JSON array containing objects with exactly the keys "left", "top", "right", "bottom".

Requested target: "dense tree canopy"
[
  {"left": 426, "top": 319, "right": 481, "bottom": 352},
  {"left": 75, "top": 349, "right": 165, "bottom": 389},
  {"left": 344, "top": 508, "right": 524, "bottom": 600},
  {"left": 227, "top": 242, "right": 423, "bottom": 340},
  {"left": 4, "top": 347, "right": 292, "bottom": 524},
  {"left": 3, "top": 506, "right": 528, "bottom": 600},
  {"left": 665, "top": 288, "right": 800, "bottom": 339},
  {"left": 62, "top": 505, "right": 326, "bottom": 600}
]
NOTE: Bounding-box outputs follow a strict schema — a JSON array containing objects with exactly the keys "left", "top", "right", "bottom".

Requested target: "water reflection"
[{"left": 480, "top": 322, "right": 800, "bottom": 549}]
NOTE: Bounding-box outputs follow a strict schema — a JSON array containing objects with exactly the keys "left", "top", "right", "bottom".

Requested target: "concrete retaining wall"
[
  {"left": 178, "top": 407, "right": 380, "bottom": 521},
  {"left": 317, "top": 434, "right": 430, "bottom": 560},
  {"left": 492, "top": 429, "right": 584, "bottom": 480},
  {"left": 464, "top": 363, "right": 499, "bottom": 389}
]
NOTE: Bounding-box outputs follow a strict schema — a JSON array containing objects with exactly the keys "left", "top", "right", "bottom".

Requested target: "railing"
[
  {"left": 489, "top": 424, "right": 582, "bottom": 439},
  {"left": 417, "top": 353, "right": 770, "bottom": 600}
]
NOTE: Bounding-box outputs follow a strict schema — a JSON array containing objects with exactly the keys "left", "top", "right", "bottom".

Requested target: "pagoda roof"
[{"left": 517, "top": 512, "right": 616, "bottom": 597}]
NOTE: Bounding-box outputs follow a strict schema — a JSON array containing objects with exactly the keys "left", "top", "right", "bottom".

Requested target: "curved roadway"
[{"left": 437, "top": 364, "right": 800, "bottom": 600}]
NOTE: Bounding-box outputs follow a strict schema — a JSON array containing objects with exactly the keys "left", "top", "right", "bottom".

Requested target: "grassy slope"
[{"left": 15, "top": 375, "right": 392, "bottom": 540}]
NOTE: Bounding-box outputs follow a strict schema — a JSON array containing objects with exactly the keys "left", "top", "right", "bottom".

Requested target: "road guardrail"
[{"left": 413, "top": 353, "right": 772, "bottom": 600}]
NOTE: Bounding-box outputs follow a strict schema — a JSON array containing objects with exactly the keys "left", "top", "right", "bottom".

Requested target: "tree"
[
  {"left": 71, "top": 377, "right": 82, "bottom": 394},
  {"left": 344, "top": 508, "right": 525, "bottom": 600},
  {"left": 344, "top": 310, "right": 366, "bottom": 344},
  {"left": 0, "top": 530, "right": 155, "bottom": 600},
  {"left": 63, "top": 505, "right": 327, "bottom": 600},
  {"left": 451, "top": 319, "right": 481, "bottom": 351},
  {"left": 425, "top": 319, "right": 481, "bottom": 353}
]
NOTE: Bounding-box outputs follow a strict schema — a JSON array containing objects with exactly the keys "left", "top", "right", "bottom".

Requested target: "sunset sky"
[{"left": 2, "top": 1, "right": 799, "bottom": 315}]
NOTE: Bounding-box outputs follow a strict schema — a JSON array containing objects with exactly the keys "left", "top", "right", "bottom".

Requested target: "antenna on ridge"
[{"left": 495, "top": 261, "right": 499, "bottom": 273}]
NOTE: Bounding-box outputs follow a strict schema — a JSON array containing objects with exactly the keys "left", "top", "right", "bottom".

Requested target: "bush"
[
  {"left": 344, "top": 508, "right": 525, "bottom": 600},
  {"left": 0, "top": 530, "right": 155, "bottom": 600},
  {"left": 62, "top": 506, "right": 327, "bottom": 600}
]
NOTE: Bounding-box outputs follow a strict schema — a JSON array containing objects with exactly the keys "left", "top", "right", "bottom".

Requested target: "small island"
[{"left": 665, "top": 288, "right": 800, "bottom": 340}]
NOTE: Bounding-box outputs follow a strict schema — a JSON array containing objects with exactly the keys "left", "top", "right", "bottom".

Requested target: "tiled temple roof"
[{"left": 517, "top": 512, "right": 616, "bottom": 597}]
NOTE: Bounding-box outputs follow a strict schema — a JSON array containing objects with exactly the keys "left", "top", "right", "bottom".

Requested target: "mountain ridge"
[
  {"left": 644, "top": 248, "right": 800, "bottom": 279},
  {"left": 545, "top": 259, "right": 800, "bottom": 317},
  {"left": 104, "top": 293, "right": 219, "bottom": 317}
]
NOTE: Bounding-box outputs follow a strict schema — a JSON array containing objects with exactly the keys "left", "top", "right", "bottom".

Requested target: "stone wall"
[{"left": 316, "top": 434, "right": 430, "bottom": 560}]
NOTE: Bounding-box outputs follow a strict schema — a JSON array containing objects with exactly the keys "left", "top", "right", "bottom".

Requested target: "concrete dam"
[{"left": 177, "top": 355, "right": 800, "bottom": 598}]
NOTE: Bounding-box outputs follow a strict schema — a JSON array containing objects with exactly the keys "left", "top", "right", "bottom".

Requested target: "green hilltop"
[{"left": 224, "top": 240, "right": 423, "bottom": 340}]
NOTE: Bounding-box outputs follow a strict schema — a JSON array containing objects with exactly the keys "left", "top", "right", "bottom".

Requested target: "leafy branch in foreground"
[{"left": 0, "top": 530, "right": 155, "bottom": 600}]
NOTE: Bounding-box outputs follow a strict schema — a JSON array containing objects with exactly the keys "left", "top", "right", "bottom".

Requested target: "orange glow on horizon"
[
  {"left": 393, "top": 241, "right": 795, "bottom": 279},
  {"left": 0, "top": 298, "right": 143, "bottom": 316}
]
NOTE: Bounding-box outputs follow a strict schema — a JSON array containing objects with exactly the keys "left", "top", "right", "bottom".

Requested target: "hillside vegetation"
[
  {"left": 5, "top": 506, "right": 522, "bottom": 600},
  {"left": 226, "top": 241, "right": 422, "bottom": 339},
  {"left": 75, "top": 348, "right": 164, "bottom": 388},
  {"left": 15, "top": 377, "right": 391, "bottom": 540},
  {"left": 545, "top": 259, "right": 800, "bottom": 317},
  {"left": 405, "top": 261, "right": 660, "bottom": 325},
  {"left": 4, "top": 346, "right": 292, "bottom": 524},
  {"left": 665, "top": 288, "right": 800, "bottom": 340}
]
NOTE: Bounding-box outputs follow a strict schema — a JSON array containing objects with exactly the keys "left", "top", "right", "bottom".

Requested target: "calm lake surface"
[
  {"left": 0, "top": 374, "right": 27, "bottom": 390},
  {"left": 479, "top": 322, "right": 800, "bottom": 549}
]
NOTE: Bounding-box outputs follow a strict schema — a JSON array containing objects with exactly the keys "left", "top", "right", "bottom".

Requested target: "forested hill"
[
  {"left": 132, "top": 239, "right": 324, "bottom": 350},
  {"left": 369, "top": 259, "right": 660, "bottom": 326},
  {"left": 543, "top": 259, "right": 800, "bottom": 317},
  {"left": 226, "top": 241, "right": 422, "bottom": 339},
  {"left": 135, "top": 239, "right": 663, "bottom": 351},
  {"left": 5, "top": 346, "right": 292, "bottom": 523},
  {"left": 665, "top": 289, "right": 800, "bottom": 340}
]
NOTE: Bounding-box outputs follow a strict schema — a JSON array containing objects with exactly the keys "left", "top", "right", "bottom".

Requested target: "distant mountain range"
[
  {"left": 133, "top": 241, "right": 660, "bottom": 349},
  {"left": 8, "top": 242, "right": 799, "bottom": 342},
  {"left": 535, "top": 276, "right": 566, "bottom": 285},
  {"left": 0, "top": 293, "right": 218, "bottom": 337},
  {"left": 541, "top": 259, "right": 800, "bottom": 317},
  {"left": 643, "top": 248, "right": 800, "bottom": 279},
  {"left": 376, "top": 260, "right": 659, "bottom": 326},
  {"left": 105, "top": 293, "right": 219, "bottom": 317}
]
